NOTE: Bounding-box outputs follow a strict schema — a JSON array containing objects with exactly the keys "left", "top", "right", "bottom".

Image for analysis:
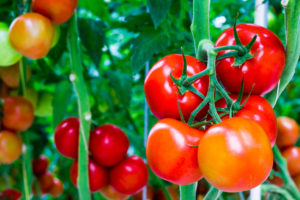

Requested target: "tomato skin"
[
  {"left": 89, "top": 124, "right": 129, "bottom": 167},
  {"left": 154, "top": 185, "right": 179, "bottom": 200},
  {"left": 32, "top": 0, "right": 78, "bottom": 25},
  {"left": 132, "top": 185, "right": 154, "bottom": 200},
  {"left": 146, "top": 118, "right": 204, "bottom": 185},
  {"left": 70, "top": 157, "right": 108, "bottom": 193},
  {"left": 144, "top": 54, "right": 209, "bottom": 122},
  {"left": 215, "top": 95, "right": 277, "bottom": 146},
  {"left": 54, "top": 117, "right": 79, "bottom": 158},
  {"left": 0, "top": 130, "right": 23, "bottom": 164},
  {"left": 32, "top": 156, "right": 49, "bottom": 177},
  {"left": 109, "top": 155, "right": 149, "bottom": 195},
  {"left": 198, "top": 117, "right": 273, "bottom": 192},
  {"left": 276, "top": 117, "right": 299, "bottom": 149},
  {"left": 9, "top": 13, "right": 54, "bottom": 59},
  {"left": 215, "top": 23, "right": 285, "bottom": 95},
  {"left": 293, "top": 174, "right": 300, "bottom": 191},
  {"left": 38, "top": 172, "right": 54, "bottom": 193},
  {"left": 100, "top": 185, "right": 129, "bottom": 200},
  {"left": 0, "top": 62, "right": 31, "bottom": 88},
  {"left": 0, "top": 189, "right": 22, "bottom": 200},
  {"left": 282, "top": 147, "right": 300, "bottom": 176},
  {"left": 48, "top": 178, "right": 64, "bottom": 197}
]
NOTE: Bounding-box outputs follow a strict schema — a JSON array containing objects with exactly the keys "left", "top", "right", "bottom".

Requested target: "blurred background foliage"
[{"left": 0, "top": 0, "right": 298, "bottom": 199}]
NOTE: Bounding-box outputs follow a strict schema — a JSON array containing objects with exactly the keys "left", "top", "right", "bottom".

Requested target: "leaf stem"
[
  {"left": 204, "top": 186, "right": 222, "bottom": 200},
  {"left": 179, "top": 183, "right": 198, "bottom": 200}
]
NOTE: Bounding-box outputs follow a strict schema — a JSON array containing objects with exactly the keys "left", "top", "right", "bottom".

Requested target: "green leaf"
[
  {"left": 147, "top": 0, "right": 172, "bottom": 28},
  {"left": 78, "top": 0, "right": 109, "bottom": 20}
]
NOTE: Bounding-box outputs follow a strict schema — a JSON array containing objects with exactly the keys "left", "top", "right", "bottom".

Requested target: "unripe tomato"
[
  {"left": 9, "top": 13, "right": 54, "bottom": 59},
  {"left": 3, "top": 96, "right": 34, "bottom": 132},
  {"left": 198, "top": 117, "right": 273, "bottom": 192},
  {"left": 32, "top": 155, "right": 49, "bottom": 177},
  {"left": 100, "top": 185, "right": 129, "bottom": 200},
  {"left": 89, "top": 124, "right": 129, "bottom": 167},
  {"left": 109, "top": 155, "right": 149, "bottom": 195},
  {"left": 132, "top": 185, "right": 154, "bottom": 200},
  {"left": 154, "top": 185, "right": 179, "bottom": 200},
  {"left": 38, "top": 172, "right": 54, "bottom": 193},
  {"left": 70, "top": 158, "right": 108, "bottom": 193},
  {"left": 146, "top": 118, "right": 204, "bottom": 185},
  {"left": 48, "top": 178, "right": 64, "bottom": 197},
  {"left": 32, "top": 0, "right": 78, "bottom": 25},
  {"left": 0, "top": 130, "right": 23, "bottom": 164},
  {"left": 215, "top": 23, "right": 285, "bottom": 95},
  {"left": 0, "top": 188, "right": 22, "bottom": 200},
  {"left": 282, "top": 147, "right": 300, "bottom": 176},
  {"left": 54, "top": 117, "right": 79, "bottom": 158},
  {"left": 0, "top": 62, "right": 31, "bottom": 88},
  {"left": 276, "top": 117, "right": 299, "bottom": 149},
  {"left": 144, "top": 54, "right": 209, "bottom": 122}
]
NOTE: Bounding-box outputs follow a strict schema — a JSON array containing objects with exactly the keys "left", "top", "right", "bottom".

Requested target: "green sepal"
[{"left": 233, "top": 51, "right": 256, "bottom": 67}]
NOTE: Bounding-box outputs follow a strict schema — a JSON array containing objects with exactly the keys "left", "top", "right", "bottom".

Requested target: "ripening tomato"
[
  {"left": 70, "top": 157, "right": 108, "bottom": 193},
  {"left": 89, "top": 124, "right": 129, "bottom": 167},
  {"left": 109, "top": 155, "right": 149, "bottom": 195},
  {"left": 132, "top": 185, "right": 154, "bottom": 200},
  {"left": 32, "top": 156, "right": 49, "bottom": 177},
  {"left": 100, "top": 185, "right": 129, "bottom": 200},
  {"left": 146, "top": 118, "right": 204, "bottom": 185},
  {"left": 268, "top": 173, "right": 284, "bottom": 187},
  {"left": 282, "top": 147, "right": 300, "bottom": 176},
  {"left": 48, "top": 178, "right": 64, "bottom": 197},
  {"left": 215, "top": 95, "right": 277, "bottom": 146},
  {"left": 0, "top": 130, "right": 23, "bottom": 164},
  {"left": 3, "top": 96, "right": 34, "bottom": 132},
  {"left": 0, "top": 189, "right": 22, "bottom": 200},
  {"left": 198, "top": 117, "right": 273, "bottom": 192},
  {"left": 154, "top": 185, "right": 179, "bottom": 200},
  {"left": 54, "top": 117, "right": 79, "bottom": 158},
  {"left": 215, "top": 23, "right": 285, "bottom": 95},
  {"left": 0, "top": 62, "right": 31, "bottom": 88},
  {"left": 9, "top": 13, "right": 54, "bottom": 59},
  {"left": 32, "top": 0, "right": 78, "bottom": 25},
  {"left": 276, "top": 117, "right": 299, "bottom": 149},
  {"left": 293, "top": 174, "right": 300, "bottom": 191},
  {"left": 144, "top": 54, "right": 209, "bottom": 122},
  {"left": 38, "top": 172, "right": 54, "bottom": 193}
]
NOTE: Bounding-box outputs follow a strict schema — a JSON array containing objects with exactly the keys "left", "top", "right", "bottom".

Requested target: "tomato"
[
  {"left": 0, "top": 62, "right": 31, "bottom": 88},
  {"left": 9, "top": 13, "right": 54, "bottom": 59},
  {"left": 100, "top": 185, "right": 129, "bottom": 200},
  {"left": 3, "top": 96, "right": 34, "bottom": 132},
  {"left": 89, "top": 124, "right": 129, "bottom": 167},
  {"left": 276, "top": 117, "right": 299, "bottom": 149},
  {"left": 146, "top": 118, "right": 203, "bottom": 185},
  {"left": 0, "top": 130, "right": 23, "bottom": 164},
  {"left": 282, "top": 147, "right": 300, "bottom": 176},
  {"left": 268, "top": 173, "right": 284, "bottom": 187},
  {"left": 70, "top": 157, "right": 108, "bottom": 193},
  {"left": 109, "top": 155, "right": 148, "bottom": 195},
  {"left": 154, "top": 185, "right": 179, "bottom": 200},
  {"left": 132, "top": 185, "right": 154, "bottom": 200},
  {"left": 0, "top": 189, "right": 22, "bottom": 200},
  {"left": 144, "top": 54, "right": 209, "bottom": 122},
  {"left": 32, "top": 156, "right": 49, "bottom": 177},
  {"left": 48, "top": 178, "right": 64, "bottom": 197},
  {"left": 293, "top": 174, "right": 300, "bottom": 191},
  {"left": 215, "top": 95, "right": 277, "bottom": 145},
  {"left": 198, "top": 117, "right": 273, "bottom": 192},
  {"left": 32, "top": 0, "right": 78, "bottom": 25},
  {"left": 38, "top": 172, "right": 54, "bottom": 193},
  {"left": 54, "top": 117, "right": 79, "bottom": 158},
  {"left": 215, "top": 23, "right": 285, "bottom": 95}
]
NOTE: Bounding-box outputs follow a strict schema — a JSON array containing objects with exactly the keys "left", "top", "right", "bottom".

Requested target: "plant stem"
[
  {"left": 204, "top": 186, "right": 221, "bottom": 200},
  {"left": 68, "top": 13, "right": 91, "bottom": 200},
  {"left": 261, "top": 184, "right": 294, "bottom": 200},
  {"left": 180, "top": 183, "right": 198, "bottom": 200}
]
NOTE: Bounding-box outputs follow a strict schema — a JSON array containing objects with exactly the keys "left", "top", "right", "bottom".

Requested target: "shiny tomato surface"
[
  {"left": 276, "top": 117, "right": 299, "bottom": 149},
  {"left": 282, "top": 147, "right": 300, "bottom": 176}
]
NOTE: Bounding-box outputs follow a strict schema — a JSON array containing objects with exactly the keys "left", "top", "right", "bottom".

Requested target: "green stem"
[
  {"left": 23, "top": 0, "right": 32, "bottom": 13},
  {"left": 68, "top": 13, "right": 91, "bottom": 200},
  {"left": 214, "top": 45, "right": 243, "bottom": 52},
  {"left": 186, "top": 69, "right": 209, "bottom": 83},
  {"left": 180, "top": 183, "right": 198, "bottom": 200},
  {"left": 21, "top": 134, "right": 32, "bottom": 200},
  {"left": 204, "top": 186, "right": 222, "bottom": 200},
  {"left": 261, "top": 184, "right": 294, "bottom": 200}
]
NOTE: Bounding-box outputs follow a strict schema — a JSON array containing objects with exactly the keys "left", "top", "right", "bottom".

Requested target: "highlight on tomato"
[{"left": 276, "top": 116, "right": 299, "bottom": 149}]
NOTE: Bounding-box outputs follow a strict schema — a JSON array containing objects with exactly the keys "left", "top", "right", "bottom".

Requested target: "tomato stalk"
[
  {"left": 261, "top": 184, "right": 294, "bottom": 200},
  {"left": 179, "top": 183, "right": 198, "bottom": 200}
]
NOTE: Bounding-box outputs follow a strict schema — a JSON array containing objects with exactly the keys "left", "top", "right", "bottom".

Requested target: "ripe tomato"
[
  {"left": 282, "top": 147, "right": 300, "bottom": 176},
  {"left": 109, "top": 155, "right": 148, "bottom": 195},
  {"left": 276, "top": 117, "right": 299, "bottom": 149},
  {"left": 0, "top": 62, "right": 31, "bottom": 88},
  {"left": 215, "top": 95, "right": 277, "bottom": 146},
  {"left": 48, "top": 178, "right": 64, "bottom": 197},
  {"left": 32, "top": 155, "right": 49, "bottom": 177},
  {"left": 3, "top": 96, "right": 34, "bottom": 132},
  {"left": 215, "top": 23, "right": 285, "bottom": 95},
  {"left": 32, "top": 0, "right": 78, "bottom": 25},
  {"left": 9, "top": 13, "right": 54, "bottom": 59},
  {"left": 54, "top": 117, "right": 79, "bottom": 158},
  {"left": 154, "top": 185, "right": 179, "bottom": 200},
  {"left": 100, "top": 185, "right": 129, "bottom": 200},
  {"left": 132, "top": 185, "right": 154, "bottom": 200},
  {"left": 0, "top": 189, "right": 22, "bottom": 200},
  {"left": 0, "top": 130, "right": 23, "bottom": 164},
  {"left": 38, "top": 172, "right": 54, "bottom": 193},
  {"left": 198, "top": 117, "right": 273, "bottom": 192},
  {"left": 89, "top": 124, "right": 129, "bottom": 167},
  {"left": 70, "top": 157, "right": 108, "bottom": 193},
  {"left": 146, "top": 118, "right": 204, "bottom": 185},
  {"left": 144, "top": 54, "right": 209, "bottom": 122}
]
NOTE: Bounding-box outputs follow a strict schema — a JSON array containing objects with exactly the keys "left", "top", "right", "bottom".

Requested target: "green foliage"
[{"left": 147, "top": 0, "right": 172, "bottom": 28}]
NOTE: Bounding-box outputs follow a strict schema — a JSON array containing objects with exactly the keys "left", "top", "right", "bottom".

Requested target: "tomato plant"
[
  {"left": 48, "top": 178, "right": 64, "bottom": 197},
  {"left": 0, "top": 130, "right": 23, "bottom": 164},
  {"left": 281, "top": 147, "right": 300, "bottom": 176},
  {"left": 132, "top": 185, "right": 154, "bottom": 200},
  {"left": 0, "top": 189, "right": 22, "bottom": 200},
  {"left": 0, "top": 62, "right": 31, "bottom": 88},
  {"left": 38, "top": 172, "right": 54, "bottom": 193},
  {"left": 32, "top": 155, "right": 49, "bottom": 177},
  {"left": 100, "top": 185, "right": 129, "bottom": 200},
  {"left": 276, "top": 117, "right": 299, "bottom": 149}
]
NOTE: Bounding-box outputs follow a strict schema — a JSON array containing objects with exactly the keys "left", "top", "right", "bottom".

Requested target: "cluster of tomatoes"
[
  {"left": 145, "top": 23, "right": 286, "bottom": 192},
  {"left": 54, "top": 117, "right": 149, "bottom": 197},
  {"left": 31, "top": 155, "right": 64, "bottom": 197},
  {"left": 0, "top": 188, "right": 22, "bottom": 200}
]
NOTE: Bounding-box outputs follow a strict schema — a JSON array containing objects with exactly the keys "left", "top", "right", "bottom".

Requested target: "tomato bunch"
[{"left": 0, "top": 188, "right": 22, "bottom": 200}]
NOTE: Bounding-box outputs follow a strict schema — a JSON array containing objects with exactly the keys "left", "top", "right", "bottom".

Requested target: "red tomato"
[
  {"left": 215, "top": 23, "right": 285, "bottom": 95},
  {"left": 146, "top": 118, "right": 203, "bottom": 185},
  {"left": 0, "top": 130, "right": 22, "bottom": 164},
  {"left": 48, "top": 178, "right": 64, "bottom": 197},
  {"left": 282, "top": 147, "right": 300, "bottom": 176},
  {"left": 215, "top": 95, "right": 277, "bottom": 145},
  {"left": 38, "top": 172, "right": 54, "bottom": 193},
  {"left": 198, "top": 117, "right": 273, "bottom": 192},
  {"left": 89, "top": 124, "right": 129, "bottom": 167},
  {"left": 32, "top": 0, "right": 78, "bottom": 25},
  {"left": 32, "top": 155, "right": 49, "bottom": 177},
  {"left": 54, "top": 117, "right": 79, "bottom": 158},
  {"left": 100, "top": 185, "right": 129, "bottom": 200},
  {"left": 109, "top": 155, "right": 148, "bottom": 195},
  {"left": 0, "top": 189, "right": 22, "bottom": 200},
  {"left": 144, "top": 54, "right": 209, "bottom": 122},
  {"left": 0, "top": 62, "right": 31, "bottom": 88},
  {"left": 132, "top": 185, "right": 154, "bottom": 200},
  {"left": 3, "top": 96, "right": 34, "bottom": 132},
  {"left": 9, "top": 13, "right": 54, "bottom": 59},
  {"left": 276, "top": 117, "right": 299, "bottom": 149},
  {"left": 70, "top": 157, "right": 108, "bottom": 193}
]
